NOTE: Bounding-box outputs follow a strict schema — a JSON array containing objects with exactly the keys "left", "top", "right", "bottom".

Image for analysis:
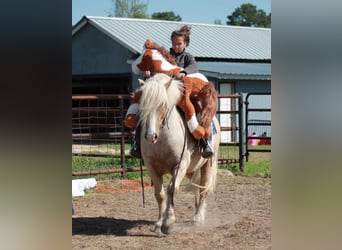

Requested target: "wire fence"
[{"left": 72, "top": 93, "right": 270, "bottom": 177}]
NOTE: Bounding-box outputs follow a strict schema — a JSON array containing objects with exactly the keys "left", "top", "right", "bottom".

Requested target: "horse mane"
[
  {"left": 144, "top": 40, "right": 177, "bottom": 66},
  {"left": 138, "top": 74, "right": 183, "bottom": 127}
]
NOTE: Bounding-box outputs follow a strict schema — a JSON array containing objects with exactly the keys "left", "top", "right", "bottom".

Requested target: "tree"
[
  {"left": 214, "top": 19, "right": 222, "bottom": 25},
  {"left": 108, "top": 0, "right": 148, "bottom": 19},
  {"left": 151, "top": 11, "right": 182, "bottom": 21},
  {"left": 227, "top": 3, "right": 271, "bottom": 28}
]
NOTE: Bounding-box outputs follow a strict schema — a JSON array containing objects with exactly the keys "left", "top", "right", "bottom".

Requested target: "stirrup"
[{"left": 201, "top": 140, "right": 214, "bottom": 158}]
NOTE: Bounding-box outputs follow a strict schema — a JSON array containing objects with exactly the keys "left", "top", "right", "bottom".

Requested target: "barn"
[
  {"left": 72, "top": 16, "right": 271, "bottom": 141},
  {"left": 72, "top": 16, "right": 270, "bottom": 93}
]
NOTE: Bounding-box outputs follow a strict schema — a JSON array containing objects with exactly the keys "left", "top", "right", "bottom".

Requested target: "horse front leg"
[
  {"left": 161, "top": 165, "right": 187, "bottom": 234},
  {"left": 160, "top": 184, "right": 176, "bottom": 234},
  {"left": 150, "top": 174, "right": 166, "bottom": 234}
]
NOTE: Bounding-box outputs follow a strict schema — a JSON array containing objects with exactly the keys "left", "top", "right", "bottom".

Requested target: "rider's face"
[{"left": 172, "top": 36, "right": 187, "bottom": 53}]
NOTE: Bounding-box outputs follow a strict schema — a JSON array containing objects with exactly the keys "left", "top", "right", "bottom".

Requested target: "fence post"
[
  {"left": 120, "top": 96, "right": 126, "bottom": 178},
  {"left": 244, "top": 94, "right": 250, "bottom": 162},
  {"left": 238, "top": 93, "right": 245, "bottom": 171}
]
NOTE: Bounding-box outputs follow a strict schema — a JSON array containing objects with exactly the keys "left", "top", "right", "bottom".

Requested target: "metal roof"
[
  {"left": 72, "top": 16, "right": 271, "bottom": 61},
  {"left": 197, "top": 62, "right": 271, "bottom": 80}
]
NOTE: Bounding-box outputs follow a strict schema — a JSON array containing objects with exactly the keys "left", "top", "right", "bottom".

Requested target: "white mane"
[{"left": 138, "top": 74, "right": 183, "bottom": 127}]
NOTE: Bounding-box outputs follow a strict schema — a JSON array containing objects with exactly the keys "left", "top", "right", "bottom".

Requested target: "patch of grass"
[
  {"left": 218, "top": 144, "right": 271, "bottom": 177},
  {"left": 72, "top": 155, "right": 148, "bottom": 181},
  {"left": 219, "top": 152, "right": 271, "bottom": 177},
  {"left": 219, "top": 160, "right": 271, "bottom": 177},
  {"left": 243, "top": 147, "right": 271, "bottom": 177},
  {"left": 72, "top": 145, "right": 271, "bottom": 180},
  {"left": 243, "top": 160, "right": 271, "bottom": 177}
]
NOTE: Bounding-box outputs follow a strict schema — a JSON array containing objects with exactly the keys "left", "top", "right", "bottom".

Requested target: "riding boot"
[
  {"left": 200, "top": 137, "right": 214, "bottom": 158},
  {"left": 129, "top": 124, "right": 141, "bottom": 158}
]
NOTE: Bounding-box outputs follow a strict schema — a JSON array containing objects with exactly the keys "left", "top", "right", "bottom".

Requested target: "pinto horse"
[
  {"left": 128, "top": 39, "right": 217, "bottom": 140},
  {"left": 137, "top": 73, "right": 221, "bottom": 234}
]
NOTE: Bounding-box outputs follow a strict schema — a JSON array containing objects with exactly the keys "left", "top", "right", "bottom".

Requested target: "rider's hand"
[
  {"left": 175, "top": 72, "right": 185, "bottom": 80},
  {"left": 144, "top": 71, "right": 151, "bottom": 78}
]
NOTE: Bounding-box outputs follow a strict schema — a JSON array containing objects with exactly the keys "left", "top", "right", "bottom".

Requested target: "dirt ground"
[{"left": 72, "top": 169, "right": 271, "bottom": 250}]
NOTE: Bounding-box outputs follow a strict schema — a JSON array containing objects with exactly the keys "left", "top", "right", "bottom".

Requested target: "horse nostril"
[{"left": 145, "top": 133, "right": 158, "bottom": 143}]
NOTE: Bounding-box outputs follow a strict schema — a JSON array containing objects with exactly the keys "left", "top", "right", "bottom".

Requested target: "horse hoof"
[
  {"left": 161, "top": 224, "right": 174, "bottom": 234},
  {"left": 151, "top": 225, "right": 162, "bottom": 234},
  {"left": 192, "top": 214, "right": 206, "bottom": 225}
]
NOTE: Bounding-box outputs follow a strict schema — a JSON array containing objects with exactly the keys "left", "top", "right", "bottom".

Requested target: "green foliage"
[
  {"left": 151, "top": 11, "right": 182, "bottom": 21},
  {"left": 214, "top": 19, "right": 223, "bottom": 25},
  {"left": 227, "top": 3, "right": 271, "bottom": 28},
  {"left": 109, "top": 0, "right": 148, "bottom": 19}
]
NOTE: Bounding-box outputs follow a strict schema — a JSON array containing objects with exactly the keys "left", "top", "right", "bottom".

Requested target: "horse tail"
[
  {"left": 209, "top": 157, "right": 218, "bottom": 193},
  {"left": 198, "top": 83, "right": 217, "bottom": 129},
  {"left": 186, "top": 157, "right": 218, "bottom": 195}
]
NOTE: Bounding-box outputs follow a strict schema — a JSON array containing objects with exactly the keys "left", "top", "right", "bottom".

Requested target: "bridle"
[{"left": 160, "top": 106, "right": 174, "bottom": 130}]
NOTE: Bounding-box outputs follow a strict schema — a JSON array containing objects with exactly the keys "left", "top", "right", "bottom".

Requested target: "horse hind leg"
[
  {"left": 192, "top": 197, "right": 207, "bottom": 225},
  {"left": 192, "top": 162, "right": 211, "bottom": 225}
]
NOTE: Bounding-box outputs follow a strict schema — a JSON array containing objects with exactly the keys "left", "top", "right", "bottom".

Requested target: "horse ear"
[
  {"left": 145, "top": 39, "right": 152, "bottom": 48},
  {"left": 165, "top": 79, "right": 172, "bottom": 89},
  {"left": 138, "top": 79, "right": 145, "bottom": 86}
]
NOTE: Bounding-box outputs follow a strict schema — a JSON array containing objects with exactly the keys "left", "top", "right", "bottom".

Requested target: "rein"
[
  {"left": 160, "top": 106, "right": 173, "bottom": 129},
  {"left": 139, "top": 157, "right": 145, "bottom": 208},
  {"left": 170, "top": 82, "right": 187, "bottom": 207}
]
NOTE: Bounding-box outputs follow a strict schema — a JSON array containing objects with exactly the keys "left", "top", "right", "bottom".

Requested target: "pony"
[
  {"left": 137, "top": 73, "right": 221, "bottom": 234},
  {"left": 126, "top": 39, "right": 217, "bottom": 141}
]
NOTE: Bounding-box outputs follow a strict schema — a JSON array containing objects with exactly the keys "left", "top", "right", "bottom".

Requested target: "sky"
[{"left": 72, "top": 0, "right": 271, "bottom": 26}]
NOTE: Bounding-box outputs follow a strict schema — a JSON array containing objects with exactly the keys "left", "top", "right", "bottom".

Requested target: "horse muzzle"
[{"left": 145, "top": 132, "right": 158, "bottom": 144}]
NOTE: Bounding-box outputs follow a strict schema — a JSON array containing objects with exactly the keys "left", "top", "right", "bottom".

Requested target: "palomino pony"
[{"left": 137, "top": 73, "right": 221, "bottom": 234}]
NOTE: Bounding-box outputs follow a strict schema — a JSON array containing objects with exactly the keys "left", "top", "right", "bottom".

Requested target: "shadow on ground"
[{"left": 72, "top": 217, "right": 154, "bottom": 236}]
